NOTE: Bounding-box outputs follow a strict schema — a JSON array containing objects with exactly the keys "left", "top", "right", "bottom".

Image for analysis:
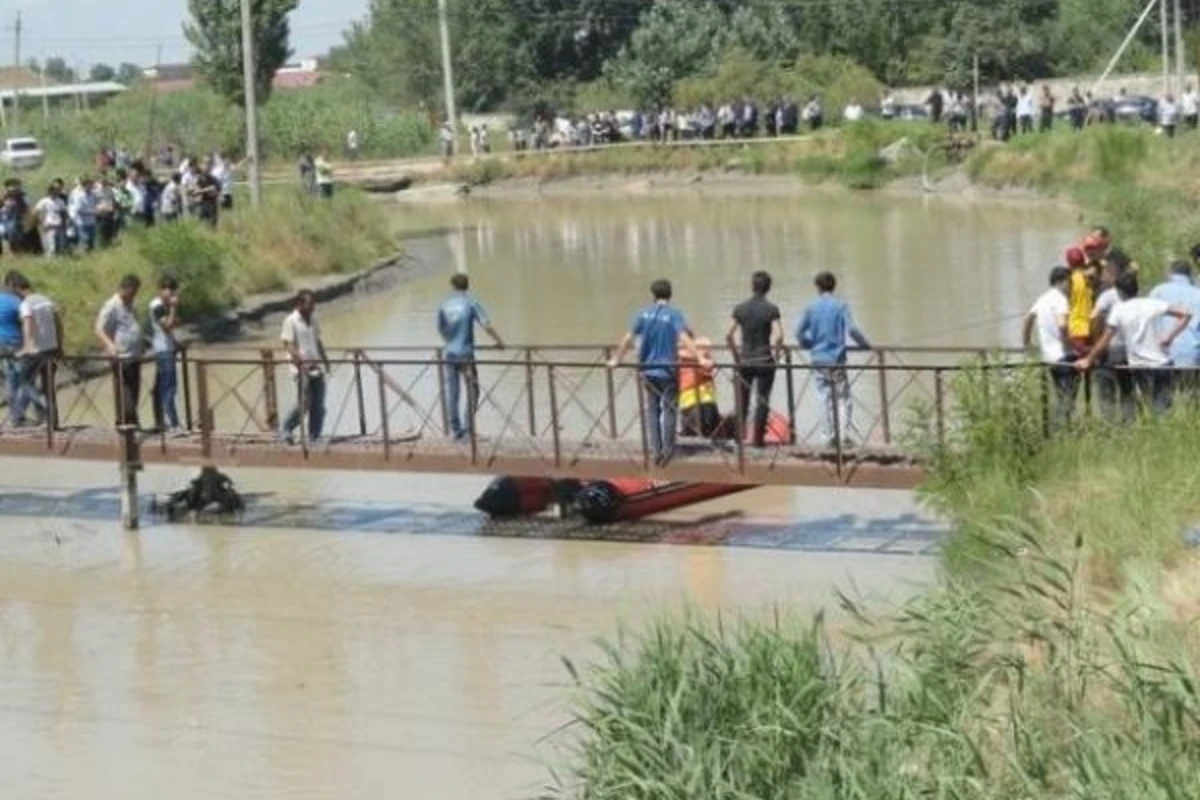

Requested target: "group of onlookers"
[
  {"left": 0, "top": 152, "right": 235, "bottom": 259},
  {"left": 1025, "top": 227, "right": 1200, "bottom": 427}
]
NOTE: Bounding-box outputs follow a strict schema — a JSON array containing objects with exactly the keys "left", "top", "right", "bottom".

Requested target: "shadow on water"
[{"left": 0, "top": 485, "right": 945, "bottom": 556}]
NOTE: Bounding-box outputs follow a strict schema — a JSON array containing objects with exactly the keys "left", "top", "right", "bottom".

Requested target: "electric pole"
[
  {"left": 1175, "top": 0, "right": 1186, "bottom": 93},
  {"left": 12, "top": 11, "right": 20, "bottom": 131},
  {"left": 437, "top": 0, "right": 457, "bottom": 154},
  {"left": 1162, "top": 0, "right": 1170, "bottom": 95},
  {"left": 240, "top": 0, "right": 262, "bottom": 207}
]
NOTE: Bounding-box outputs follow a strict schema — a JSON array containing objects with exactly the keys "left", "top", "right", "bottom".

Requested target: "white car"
[{"left": 0, "top": 137, "right": 44, "bottom": 170}]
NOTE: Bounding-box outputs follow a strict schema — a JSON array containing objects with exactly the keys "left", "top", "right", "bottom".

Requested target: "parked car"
[
  {"left": 1113, "top": 95, "right": 1157, "bottom": 125},
  {"left": 0, "top": 137, "right": 44, "bottom": 170}
]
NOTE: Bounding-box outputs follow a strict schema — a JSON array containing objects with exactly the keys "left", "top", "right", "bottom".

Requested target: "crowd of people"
[
  {"left": 1024, "top": 227, "right": 1200, "bottom": 427},
  {"left": 0, "top": 150, "right": 236, "bottom": 259}
]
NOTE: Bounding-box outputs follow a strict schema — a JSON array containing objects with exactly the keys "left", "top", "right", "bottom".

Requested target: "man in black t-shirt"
[
  {"left": 727, "top": 271, "right": 784, "bottom": 447},
  {"left": 194, "top": 163, "right": 220, "bottom": 227}
]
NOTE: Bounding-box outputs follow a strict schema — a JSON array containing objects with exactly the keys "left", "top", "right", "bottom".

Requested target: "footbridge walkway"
[{"left": 0, "top": 345, "right": 1024, "bottom": 494}]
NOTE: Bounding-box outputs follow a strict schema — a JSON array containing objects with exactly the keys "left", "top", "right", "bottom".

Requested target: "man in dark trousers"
[{"left": 726, "top": 271, "right": 784, "bottom": 448}]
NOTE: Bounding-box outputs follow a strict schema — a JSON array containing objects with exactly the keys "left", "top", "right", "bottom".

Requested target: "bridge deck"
[{"left": 0, "top": 345, "right": 1020, "bottom": 488}]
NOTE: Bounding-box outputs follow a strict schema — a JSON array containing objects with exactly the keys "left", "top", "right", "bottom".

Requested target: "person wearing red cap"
[{"left": 1066, "top": 244, "right": 1097, "bottom": 356}]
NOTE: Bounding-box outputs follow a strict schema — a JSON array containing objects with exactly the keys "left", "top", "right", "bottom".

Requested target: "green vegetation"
[
  {"left": 338, "top": 0, "right": 1179, "bottom": 112},
  {"left": 19, "top": 81, "right": 431, "bottom": 179},
  {"left": 16, "top": 189, "right": 396, "bottom": 353},
  {"left": 185, "top": 0, "right": 299, "bottom": 109},
  {"left": 450, "top": 121, "right": 948, "bottom": 191}
]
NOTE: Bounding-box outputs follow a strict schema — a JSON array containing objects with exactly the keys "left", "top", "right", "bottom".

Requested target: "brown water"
[{"left": 0, "top": 191, "right": 1077, "bottom": 798}]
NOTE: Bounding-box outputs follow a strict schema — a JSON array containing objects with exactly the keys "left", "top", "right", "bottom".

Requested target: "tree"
[
  {"left": 184, "top": 0, "right": 299, "bottom": 107},
  {"left": 89, "top": 63, "right": 116, "bottom": 83},
  {"left": 116, "top": 63, "right": 143, "bottom": 86},
  {"left": 604, "top": 0, "right": 728, "bottom": 106}
]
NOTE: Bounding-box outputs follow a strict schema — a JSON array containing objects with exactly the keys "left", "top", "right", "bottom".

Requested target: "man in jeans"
[
  {"left": 95, "top": 274, "right": 144, "bottom": 427},
  {"left": 609, "top": 279, "right": 706, "bottom": 466},
  {"left": 726, "top": 270, "right": 784, "bottom": 448},
  {"left": 1024, "top": 266, "right": 1076, "bottom": 429},
  {"left": 0, "top": 272, "right": 22, "bottom": 425},
  {"left": 280, "top": 290, "right": 330, "bottom": 444},
  {"left": 10, "top": 273, "right": 61, "bottom": 426},
  {"left": 797, "top": 272, "right": 871, "bottom": 449},
  {"left": 437, "top": 274, "right": 504, "bottom": 441},
  {"left": 1078, "top": 272, "right": 1193, "bottom": 416},
  {"left": 149, "top": 275, "right": 183, "bottom": 435}
]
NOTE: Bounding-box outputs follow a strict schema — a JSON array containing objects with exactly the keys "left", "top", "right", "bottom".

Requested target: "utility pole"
[
  {"left": 1175, "top": 0, "right": 1186, "bottom": 93},
  {"left": 240, "top": 0, "right": 262, "bottom": 207},
  {"left": 437, "top": 0, "right": 457, "bottom": 154},
  {"left": 12, "top": 11, "right": 20, "bottom": 131},
  {"left": 972, "top": 53, "right": 980, "bottom": 133},
  {"left": 1162, "top": 0, "right": 1170, "bottom": 95},
  {"left": 38, "top": 63, "right": 47, "bottom": 121}
]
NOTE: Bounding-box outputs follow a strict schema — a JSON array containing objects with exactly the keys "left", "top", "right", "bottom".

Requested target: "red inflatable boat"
[{"left": 474, "top": 412, "right": 791, "bottom": 524}]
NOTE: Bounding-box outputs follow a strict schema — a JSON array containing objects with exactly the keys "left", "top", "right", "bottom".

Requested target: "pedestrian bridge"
[{"left": 0, "top": 345, "right": 1023, "bottom": 490}]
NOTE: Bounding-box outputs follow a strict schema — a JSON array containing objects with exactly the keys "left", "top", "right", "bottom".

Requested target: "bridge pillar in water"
[{"left": 118, "top": 426, "right": 143, "bottom": 531}]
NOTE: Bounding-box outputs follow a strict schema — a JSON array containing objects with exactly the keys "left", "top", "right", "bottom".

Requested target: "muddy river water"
[{"left": 0, "top": 189, "right": 1076, "bottom": 798}]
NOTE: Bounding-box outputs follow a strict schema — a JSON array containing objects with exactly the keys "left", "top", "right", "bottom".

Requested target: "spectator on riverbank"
[
  {"left": 1183, "top": 84, "right": 1199, "bottom": 130},
  {"left": 149, "top": 275, "right": 183, "bottom": 436},
  {"left": 1149, "top": 261, "right": 1200, "bottom": 380},
  {"left": 1066, "top": 245, "right": 1096, "bottom": 356},
  {"left": 797, "top": 271, "right": 871, "bottom": 450},
  {"left": 1090, "top": 256, "right": 1135, "bottom": 423},
  {"left": 314, "top": 152, "right": 334, "bottom": 200},
  {"left": 280, "top": 289, "right": 330, "bottom": 445},
  {"left": 1068, "top": 87, "right": 1087, "bottom": 130},
  {"left": 1025, "top": 266, "right": 1076, "bottom": 429},
  {"left": 438, "top": 273, "right": 505, "bottom": 443},
  {"left": 159, "top": 173, "right": 182, "bottom": 223},
  {"left": 69, "top": 177, "right": 97, "bottom": 252},
  {"left": 1039, "top": 85, "right": 1056, "bottom": 132},
  {"left": 0, "top": 272, "right": 22, "bottom": 425},
  {"left": 95, "top": 274, "right": 144, "bottom": 428},
  {"left": 9, "top": 272, "right": 60, "bottom": 428},
  {"left": 1078, "top": 272, "right": 1192, "bottom": 415},
  {"left": 34, "top": 183, "right": 65, "bottom": 257},
  {"left": 1160, "top": 94, "right": 1180, "bottom": 138},
  {"left": 727, "top": 270, "right": 784, "bottom": 449},
  {"left": 608, "top": 279, "right": 705, "bottom": 466}
]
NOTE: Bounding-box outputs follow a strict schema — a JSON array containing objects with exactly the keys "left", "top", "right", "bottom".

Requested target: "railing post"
[
  {"left": 180, "top": 346, "right": 194, "bottom": 432},
  {"left": 603, "top": 346, "right": 618, "bottom": 439},
  {"left": 934, "top": 368, "right": 946, "bottom": 448},
  {"left": 525, "top": 348, "right": 537, "bottom": 437},
  {"left": 733, "top": 368, "right": 746, "bottom": 475},
  {"left": 260, "top": 348, "right": 278, "bottom": 431},
  {"left": 117, "top": 425, "right": 142, "bottom": 531},
  {"left": 353, "top": 350, "right": 368, "bottom": 437},
  {"left": 784, "top": 348, "right": 797, "bottom": 446},
  {"left": 43, "top": 357, "right": 57, "bottom": 444},
  {"left": 196, "top": 360, "right": 213, "bottom": 460},
  {"left": 876, "top": 350, "right": 892, "bottom": 446},
  {"left": 830, "top": 369, "right": 844, "bottom": 478},
  {"left": 1040, "top": 367, "right": 1052, "bottom": 439},
  {"left": 377, "top": 363, "right": 391, "bottom": 461},
  {"left": 298, "top": 371, "right": 309, "bottom": 457},
  {"left": 435, "top": 347, "right": 450, "bottom": 436},
  {"left": 547, "top": 363, "right": 561, "bottom": 469},
  {"left": 468, "top": 362, "right": 479, "bottom": 466},
  {"left": 635, "top": 372, "right": 650, "bottom": 471},
  {"left": 110, "top": 358, "right": 123, "bottom": 427}
]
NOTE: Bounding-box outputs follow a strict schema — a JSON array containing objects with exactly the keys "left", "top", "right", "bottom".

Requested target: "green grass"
[{"left": 16, "top": 188, "right": 397, "bottom": 353}]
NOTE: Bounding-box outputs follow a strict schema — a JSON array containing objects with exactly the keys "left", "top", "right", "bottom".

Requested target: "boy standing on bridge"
[
  {"left": 280, "top": 290, "right": 330, "bottom": 445},
  {"left": 797, "top": 272, "right": 871, "bottom": 450},
  {"left": 608, "top": 279, "right": 707, "bottom": 466},
  {"left": 438, "top": 273, "right": 505, "bottom": 442}
]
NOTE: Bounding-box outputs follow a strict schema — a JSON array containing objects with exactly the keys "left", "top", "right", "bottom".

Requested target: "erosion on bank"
[{"left": 17, "top": 190, "right": 397, "bottom": 353}]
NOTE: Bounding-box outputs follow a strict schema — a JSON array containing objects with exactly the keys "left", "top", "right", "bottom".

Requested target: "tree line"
[{"left": 331, "top": 0, "right": 1197, "bottom": 112}]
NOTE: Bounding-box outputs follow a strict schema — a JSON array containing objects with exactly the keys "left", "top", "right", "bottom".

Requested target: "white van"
[{"left": 0, "top": 137, "right": 45, "bottom": 170}]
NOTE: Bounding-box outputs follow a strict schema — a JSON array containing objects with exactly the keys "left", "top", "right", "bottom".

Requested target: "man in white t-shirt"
[
  {"left": 280, "top": 289, "right": 330, "bottom": 445},
  {"left": 1078, "top": 272, "right": 1192, "bottom": 415},
  {"left": 1089, "top": 257, "right": 1135, "bottom": 423},
  {"left": 9, "top": 273, "right": 60, "bottom": 426},
  {"left": 1023, "top": 266, "right": 1076, "bottom": 428}
]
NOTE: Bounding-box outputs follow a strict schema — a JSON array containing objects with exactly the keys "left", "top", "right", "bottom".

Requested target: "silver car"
[{"left": 0, "top": 137, "right": 44, "bottom": 170}]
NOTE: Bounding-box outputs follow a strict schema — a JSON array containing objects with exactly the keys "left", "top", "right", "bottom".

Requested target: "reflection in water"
[{"left": 0, "top": 191, "right": 1074, "bottom": 798}]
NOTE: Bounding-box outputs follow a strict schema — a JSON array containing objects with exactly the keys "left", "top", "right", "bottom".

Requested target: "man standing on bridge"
[
  {"left": 438, "top": 273, "right": 505, "bottom": 442},
  {"left": 608, "top": 279, "right": 707, "bottom": 466},
  {"left": 797, "top": 272, "right": 871, "bottom": 450},
  {"left": 280, "top": 290, "right": 330, "bottom": 445},
  {"left": 95, "top": 274, "right": 144, "bottom": 428},
  {"left": 726, "top": 270, "right": 784, "bottom": 448}
]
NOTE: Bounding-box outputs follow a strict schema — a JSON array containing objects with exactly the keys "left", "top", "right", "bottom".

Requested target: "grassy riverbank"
[
  {"left": 18, "top": 189, "right": 397, "bottom": 353},
  {"left": 543, "top": 125, "right": 1200, "bottom": 796},
  {"left": 451, "top": 121, "right": 949, "bottom": 191}
]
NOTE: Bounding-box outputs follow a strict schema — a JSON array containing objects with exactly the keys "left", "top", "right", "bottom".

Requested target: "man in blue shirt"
[
  {"left": 1150, "top": 260, "right": 1200, "bottom": 396},
  {"left": 0, "top": 271, "right": 24, "bottom": 426},
  {"left": 796, "top": 271, "right": 871, "bottom": 449},
  {"left": 608, "top": 279, "right": 706, "bottom": 466},
  {"left": 437, "top": 273, "right": 505, "bottom": 440}
]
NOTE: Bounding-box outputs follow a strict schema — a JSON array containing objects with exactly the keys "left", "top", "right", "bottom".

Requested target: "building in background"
[{"left": 143, "top": 58, "right": 327, "bottom": 94}]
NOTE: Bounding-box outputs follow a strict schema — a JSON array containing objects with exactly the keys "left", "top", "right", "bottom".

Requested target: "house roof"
[
  {"left": 0, "top": 66, "right": 62, "bottom": 90},
  {"left": 0, "top": 81, "right": 126, "bottom": 100}
]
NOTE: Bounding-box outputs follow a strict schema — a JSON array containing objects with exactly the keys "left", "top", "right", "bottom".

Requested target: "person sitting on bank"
[
  {"left": 280, "top": 290, "right": 330, "bottom": 445},
  {"left": 1077, "top": 272, "right": 1193, "bottom": 416}
]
